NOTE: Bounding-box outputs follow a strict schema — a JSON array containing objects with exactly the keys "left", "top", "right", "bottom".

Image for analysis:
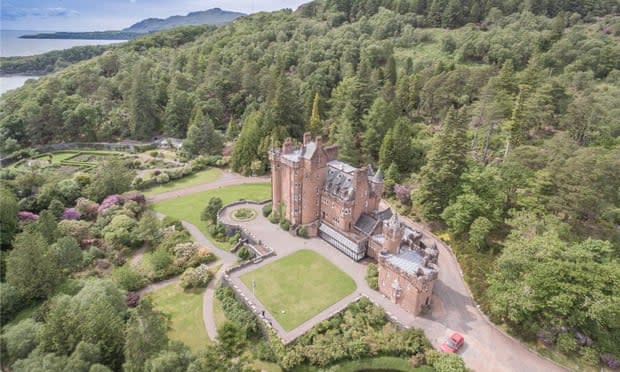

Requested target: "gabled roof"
[{"left": 354, "top": 214, "right": 379, "bottom": 236}]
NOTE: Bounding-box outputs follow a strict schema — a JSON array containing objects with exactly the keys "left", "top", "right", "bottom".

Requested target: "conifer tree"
[
  {"left": 363, "top": 97, "right": 397, "bottom": 162},
  {"left": 385, "top": 56, "right": 397, "bottom": 86},
  {"left": 128, "top": 62, "right": 159, "bottom": 140},
  {"left": 231, "top": 111, "right": 264, "bottom": 175},
  {"left": 507, "top": 84, "right": 530, "bottom": 150},
  {"left": 308, "top": 92, "right": 322, "bottom": 136},
  {"left": 336, "top": 107, "right": 361, "bottom": 167},
  {"left": 384, "top": 162, "right": 400, "bottom": 196},
  {"left": 413, "top": 108, "right": 468, "bottom": 220},
  {"left": 182, "top": 106, "right": 223, "bottom": 158},
  {"left": 163, "top": 77, "right": 193, "bottom": 137}
]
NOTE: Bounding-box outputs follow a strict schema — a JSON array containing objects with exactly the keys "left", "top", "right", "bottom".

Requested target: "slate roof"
[
  {"left": 281, "top": 142, "right": 318, "bottom": 162},
  {"left": 376, "top": 208, "right": 393, "bottom": 221},
  {"left": 324, "top": 161, "right": 355, "bottom": 201},
  {"left": 354, "top": 214, "right": 379, "bottom": 236},
  {"left": 386, "top": 248, "right": 433, "bottom": 275}
]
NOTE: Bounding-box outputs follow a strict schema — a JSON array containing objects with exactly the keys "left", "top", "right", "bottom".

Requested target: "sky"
[{"left": 1, "top": 0, "right": 309, "bottom": 31}]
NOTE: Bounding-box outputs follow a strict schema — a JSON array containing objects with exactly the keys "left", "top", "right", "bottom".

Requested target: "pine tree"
[
  {"left": 308, "top": 92, "right": 323, "bottom": 136},
  {"left": 362, "top": 97, "right": 397, "bottom": 162},
  {"left": 336, "top": 107, "right": 361, "bottom": 167},
  {"left": 413, "top": 108, "right": 468, "bottom": 220},
  {"left": 384, "top": 162, "right": 400, "bottom": 196},
  {"left": 385, "top": 55, "right": 397, "bottom": 86},
  {"left": 507, "top": 84, "right": 530, "bottom": 149},
  {"left": 128, "top": 62, "right": 159, "bottom": 140},
  {"left": 163, "top": 77, "right": 193, "bottom": 137},
  {"left": 231, "top": 111, "right": 264, "bottom": 175},
  {"left": 182, "top": 106, "right": 223, "bottom": 158},
  {"left": 496, "top": 60, "right": 517, "bottom": 95},
  {"left": 442, "top": 0, "right": 463, "bottom": 28},
  {"left": 379, "top": 127, "right": 396, "bottom": 171}
]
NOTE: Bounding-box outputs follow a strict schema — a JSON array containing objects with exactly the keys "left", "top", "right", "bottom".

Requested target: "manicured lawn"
[
  {"left": 240, "top": 249, "right": 356, "bottom": 331},
  {"left": 144, "top": 168, "right": 222, "bottom": 196},
  {"left": 147, "top": 282, "right": 209, "bottom": 352},
  {"left": 151, "top": 183, "right": 271, "bottom": 249}
]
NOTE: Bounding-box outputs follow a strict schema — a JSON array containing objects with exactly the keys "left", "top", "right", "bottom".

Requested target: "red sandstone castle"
[{"left": 270, "top": 133, "right": 439, "bottom": 315}]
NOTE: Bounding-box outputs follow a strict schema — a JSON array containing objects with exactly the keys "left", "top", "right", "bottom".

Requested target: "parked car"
[{"left": 440, "top": 332, "right": 464, "bottom": 353}]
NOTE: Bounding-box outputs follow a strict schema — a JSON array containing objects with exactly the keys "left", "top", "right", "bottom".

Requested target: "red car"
[{"left": 440, "top": 332, "right": 464, "bottom": 353}]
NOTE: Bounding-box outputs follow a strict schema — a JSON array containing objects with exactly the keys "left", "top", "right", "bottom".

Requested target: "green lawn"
[
  {"left": 147, "top": 282, "right": 209, "bottom": 352},
  {"left": 144, "top": 168, "right": 222, "bottom": 196},
  {"left": 240, "top": 249, "right": 357, "bottom": 331},
  {"left": 152, "top": 183, "right": 271, "bottom": 249}
]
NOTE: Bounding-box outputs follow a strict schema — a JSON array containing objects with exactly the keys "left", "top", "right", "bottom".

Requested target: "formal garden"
[{"left": 240, "top": 249, "right": 357, "bottom": 331}]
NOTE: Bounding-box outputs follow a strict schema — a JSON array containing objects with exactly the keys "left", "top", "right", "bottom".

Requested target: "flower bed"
[{"left": 230, "top": 208, "right": 257, "bottom": 222}]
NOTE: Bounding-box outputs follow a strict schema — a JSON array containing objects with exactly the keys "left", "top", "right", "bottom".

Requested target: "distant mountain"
[
  {"left": 124, "top": 8, "right": 245, "bottom": 33},
  {"left": 20, "top": 8, "right": 245, "bottom": 40}
]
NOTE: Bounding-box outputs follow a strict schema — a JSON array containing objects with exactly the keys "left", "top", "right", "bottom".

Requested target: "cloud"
[{"left": 1, "top": 6, "right": 80, "bottom": 20}]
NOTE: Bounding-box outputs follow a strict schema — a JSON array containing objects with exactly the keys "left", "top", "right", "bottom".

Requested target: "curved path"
[{"left": 149, "top": 174, "right": 565, "bottom": 372}]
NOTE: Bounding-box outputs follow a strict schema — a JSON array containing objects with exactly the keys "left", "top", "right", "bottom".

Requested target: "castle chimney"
[
  {"left": 315, "top": 135, "right": 322, "bottom": 148},
  {"left": 282, "top": 138, "right": 293, "bottom": 154},
  {"left": 303, "top": 132, "right": 312, "bottom": 145}
]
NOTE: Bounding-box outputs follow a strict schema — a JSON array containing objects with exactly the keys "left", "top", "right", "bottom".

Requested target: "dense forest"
[{"left": 1, "top": 0, "right": 620, "bottom": 369}]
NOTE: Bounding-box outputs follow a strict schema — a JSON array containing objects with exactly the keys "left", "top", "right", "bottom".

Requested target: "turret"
[{"left": 382, "top": 212, "right": 404, "bottom": 254}]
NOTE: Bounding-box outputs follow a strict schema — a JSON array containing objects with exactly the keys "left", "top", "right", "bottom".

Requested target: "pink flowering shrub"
[
  {"left": 98, "top": 195, "right": 123, "bottom": 213},
  {"left": 17, "top": 211, "right": 39, "bottom": 221},
  {"left": 122, "top": 192, "right": 146, "bottom": 205},
  {"left": 75, "top": 197, "right": 99, "bottom": 220},
  {"left": 61, "top": 208, "right": 81, "bottom": 220},
  {"left": 394, "top": 184, "right": 412, "bottom": 205}
]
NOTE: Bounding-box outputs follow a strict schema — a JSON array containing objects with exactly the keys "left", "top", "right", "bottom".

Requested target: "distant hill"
[
  {"left": 124, "top": 8, "right": 245, "bottom": 33},
  {"left": 20, "top": 8, "right": 245, "bottom": 40}
]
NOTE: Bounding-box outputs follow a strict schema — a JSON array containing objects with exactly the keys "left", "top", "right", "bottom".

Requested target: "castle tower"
[{"left": 382, "top": 213, "right": 404, "bottom": 254}]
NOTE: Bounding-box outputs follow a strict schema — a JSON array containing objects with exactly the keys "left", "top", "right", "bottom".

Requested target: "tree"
[
  {"left": 164, "top": 76, "right": 193, "bottom": 137},
  {"left": 85, "top": 159, "right": 136, "bottom": 202},
  {"left": 123, "top": 300, "right": 169, "bottom": 372},
  {"left": 102, "top": 214, "right": 140, "bottom": 248},
  {"left": 384, "top": 162, "right": 400, "bottom": 197},
  {"left": 505, "top": 84, "right": 531, "bottom": 152},
  {"left": 182, "top": 106, "right": 224, "bottom": 158},
  {"left": 335, "top": 107, "right": 361, "bottom": 166},
  {"left": 231, "top": 111, "right": 264, "bottom": 175},
  {"left": 51, "top": 236, "right": 83, "bottom": 273},
  {"left": 216, "top": 321, "right": 246, "bottom": 357},
  {"left": 144, "top": 342, "right": 193, "bottom": 372},
  {"left": 469, "top": 216, "right": 493, "bottom": 249},
  {"left": 0, "top": 187, "right": 18, "bottom": 248},
  {"left": 308, "top": 92, "right": 323, "bottom": 136},
  {"left": 413, "top": 108, "right": 468, "bottom": 220},
  {"left": 128, "top": 62, "right": 159, "bottom": 140},
  {"left": 6, "top": 231, "right": 62, "bottom": 301},
  {"left": 0, "top": 318, "right": 42, "bottom": 365},
  {"left": 201, "top": 197, "right": 223, "bottom": 224},
  {"left": 37, "top": 209, "right": 58, "bottom": 244},
  {"left": 138, "top": 210, "right": 162, "bottom": 246},
  {"left": 40, "top": 280, "right": 127, "bottom": 370},
  {"left": 363, "top": 97, "right": 397, "bottom": 162}
]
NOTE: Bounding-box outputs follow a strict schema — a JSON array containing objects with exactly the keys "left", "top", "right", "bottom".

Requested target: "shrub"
[
  {"left": 172, "top": 242, "right": 199, "bottom": 261},
  {"left": 17, "top": 211, "right": 38, "bottom": 221},
  {"left": 426, "top": 350, "right": 467, "bottom": 372},
  {"left": 280, "top": 219, "right": 290, "bottom": 231},
  {"left": 112, "top": 265, "right": 147, "bottom": 291},
  {"left": 238, "top": 245, "right": 251, "bottom": 261},
  {"left": 61, "top": 208, "right": 81, "bottom": 220},
  {"left": 255, "top": 340, "right": 277, "bottom": 362},
  {"left": 75, "top": 198, "right": 99, "bottom": 220},
  {"left": 162, "top": 216, "right": 184, "bottom": 231},
  {"left": 600, "top": 354, "right": 619, "bottom": 369},
  {"left": 580, "top": 347, "right": 599, "bottom": 367},
  {"left": 149, "top": 151, "right": 159, "bottom": 158},
  {"left": 0, "top": 283, "right": 25, "bottom": 324},
  {"left": 180, "top": 264, "right": 213, "bottom": 289},
  {"left": 262, "top": 203, "right": 272, "bottom": 217},
  {"left": 155, "top": 173, "right": 170, "bottom": 184},
  {"left": 366, "top": 263, "right": 379, "bottom": 290},
  {"left": 297, "top": 226, "right": 308, "bottom": 238},
  {"left": 126, "top": 292, "right": 140, "bottom": 308},
  {"left": 557, "top": 332, "right": 579, "bottom": 354},
  {"left": 149, "top": 246, "right": 173, "bottom": 272},
  {"left": 268, "top": 212, "right": 279, "bottom": 224}
]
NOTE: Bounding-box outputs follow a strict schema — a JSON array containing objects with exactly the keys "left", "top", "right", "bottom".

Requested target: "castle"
[{"left": 270, "top": 133, "right": 439, "bottom": 315}]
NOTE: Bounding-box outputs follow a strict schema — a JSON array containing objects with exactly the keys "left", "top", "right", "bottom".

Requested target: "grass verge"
[
  {"left": 144, "top": 168, "right": 222, "bottom": 196},
  {"left": 147, "top": 282, "right": 209, "bottom": 352}
]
